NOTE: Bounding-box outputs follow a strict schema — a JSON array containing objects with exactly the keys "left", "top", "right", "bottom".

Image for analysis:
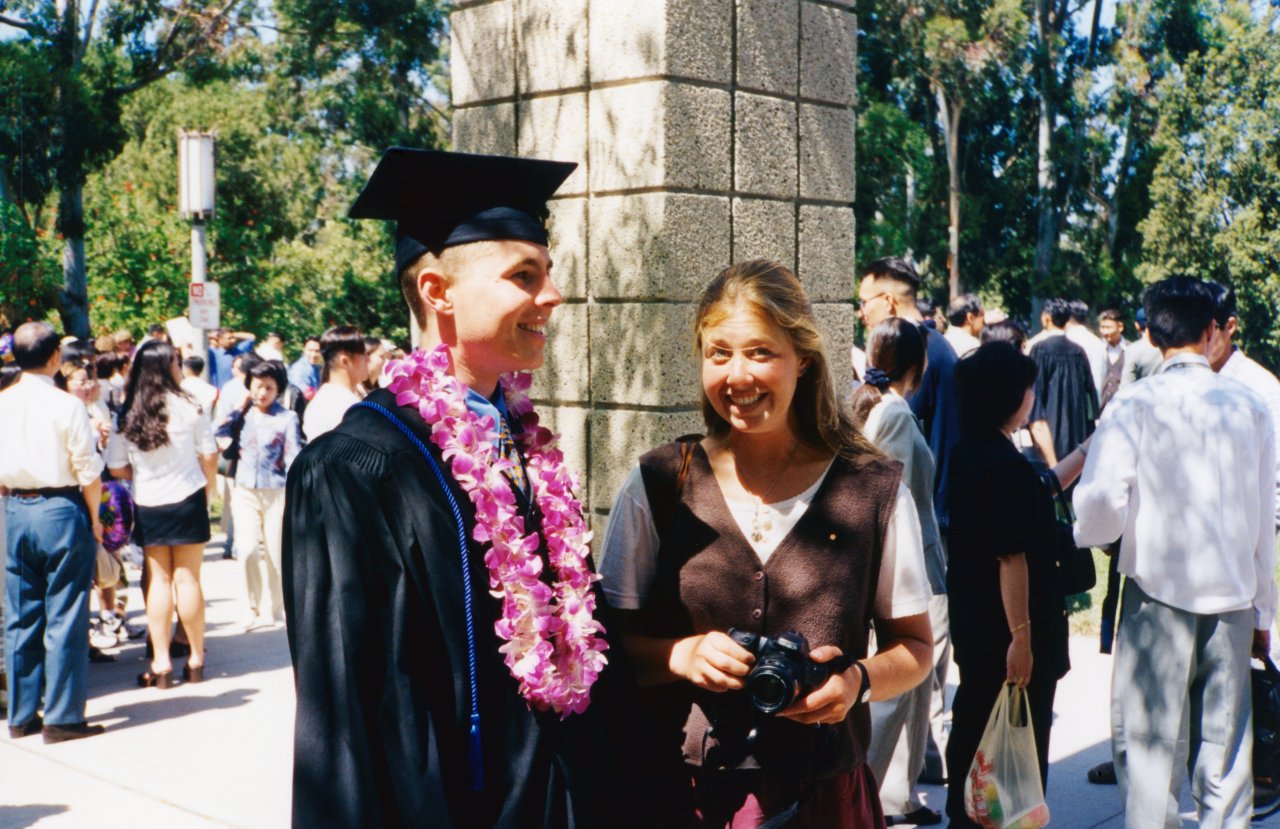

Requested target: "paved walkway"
[{"left": 1, "top": 535, "right": 1277, "bottom": 828}]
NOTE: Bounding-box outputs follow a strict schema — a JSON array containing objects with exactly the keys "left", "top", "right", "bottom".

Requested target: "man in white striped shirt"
[{"left": 1074, "top": 277, "right": 1276, "bottom": 828}]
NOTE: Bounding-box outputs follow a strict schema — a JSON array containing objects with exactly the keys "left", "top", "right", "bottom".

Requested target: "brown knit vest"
[{"left": 637, "top": 440, "right": 902, "bottom": 780}]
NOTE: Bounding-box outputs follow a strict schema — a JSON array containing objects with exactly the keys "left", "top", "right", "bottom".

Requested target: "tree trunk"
[
  {"left": 58, "top": 183, "right": 90, "bottom": 339},
  {"left": 1033, "top": 0, "right": 1057, "bottom": 289},
  {"left": 935, "top": 86, "right": 963, "bottom": 299}
]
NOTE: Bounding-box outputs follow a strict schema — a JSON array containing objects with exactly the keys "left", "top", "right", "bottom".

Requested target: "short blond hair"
[{"left": 398, "top": 244, "right": 485, "bottom": 329}]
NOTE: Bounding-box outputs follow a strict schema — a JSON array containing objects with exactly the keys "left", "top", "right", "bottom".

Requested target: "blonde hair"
[
  {"left": 399, "top": 243, "right": 485, "bottom": 329},
  {"left": 695, "top": 259, "right": 878, "bottom": 460}
]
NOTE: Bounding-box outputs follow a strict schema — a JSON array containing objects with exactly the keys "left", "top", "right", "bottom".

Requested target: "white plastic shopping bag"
[{"left": 963, "top": 684, "right": 1051, "bottom": 829}]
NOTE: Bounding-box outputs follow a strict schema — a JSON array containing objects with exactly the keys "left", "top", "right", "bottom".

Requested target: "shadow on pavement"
[
  {"left": 98, "top": 687, "right": 260, "bottom": 733},
  {"left": 0, "top": 804, "right": 70, "bottom": 829}
]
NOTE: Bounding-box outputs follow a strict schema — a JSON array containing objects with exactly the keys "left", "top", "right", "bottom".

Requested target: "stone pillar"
[{"left": 452, "top": 0, "right": 856, "bottom": 536}]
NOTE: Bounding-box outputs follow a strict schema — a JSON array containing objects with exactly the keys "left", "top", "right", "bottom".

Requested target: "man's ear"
[
  {"left": 417, "top": 267, "right": 451, "bottom": 317},
  {"left": 1227, "top": 317, "right": 1239, "bottom": 339}
]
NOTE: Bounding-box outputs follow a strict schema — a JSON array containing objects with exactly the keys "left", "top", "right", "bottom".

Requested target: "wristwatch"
[{"left": 853, "top": 661, "right": 872, "bottom": 705}]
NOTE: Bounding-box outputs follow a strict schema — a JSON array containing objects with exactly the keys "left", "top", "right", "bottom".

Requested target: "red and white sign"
[{"left": 189, "top": 282, "right": 221, "bottom": 329}]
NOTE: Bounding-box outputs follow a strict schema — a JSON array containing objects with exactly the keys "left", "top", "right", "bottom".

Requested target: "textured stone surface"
[
  {"left": 588, "top": 407, "right": 704, "bottom": 511},
  {"left": 813, "top": 301, "right": 857, "bottom": 391},
  {"left": 452, "top": 2, "right": 515, "bottom": 105},
  {"left": 517, "top": 92, "right": 588, "bottom": 195},
  {"left": 590, "top": 82, "right": 732, "bottom": 192},
  {"left": 452, "top": 103, "right": 516, "bottom": 156},
  {"left": 529, "top": 302, "right": 590, "bottom": 403},
  {"left": 800, "top": 2, "right": 857, "bottom": 106},
  {"left": 516, "top": 0, "right": 588, "bottom": 94},
  {"left": 666, "top": 0, "right": 734, "bottom": 81},
  {"left": 798, "top": 204, "right": 855, "bottom": 301},
  {"left": 733, "top": 198, "right": 796, "bottom": 266},
  {"left": 734, "top": 93, "right": 798, "bottom": 199},
  {"left": 589, "top": 303, "right": 700, "bottom": 407},
  {"left": 736, "top": 0, "right": 798, "bottom": 96},
  {"left": 799, "top": 103, "right": 856, "bottom": 202},
  {"left": 589, "top": 193, "right": 730, "bottom": 300},
  {"left": 546, "top": 197, "right": 588, "bottom": 299},
  {"left": 589, "top": 0, "right": 732, "bottom": 85}
]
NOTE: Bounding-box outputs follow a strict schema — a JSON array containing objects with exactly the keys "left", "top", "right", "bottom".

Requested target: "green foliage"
[
  {"left": 855, "top": 0, "right": 1279, "bottom": 332},
  {"left": 0, "top": 200, "right": 60, "bottom": 327},
  {"left": 1136, "top": 1, "right": 1280, "bottom": 369},
  {"left": 2, "top": 1, "right": 446, "bottom": 345},
  {"left": 82, "top": 76, "right": 413, "bottom": 348}
]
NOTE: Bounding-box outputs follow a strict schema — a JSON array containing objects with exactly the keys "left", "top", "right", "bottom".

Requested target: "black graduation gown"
[
  {"left": 282, "top": 388, "right": 617, "bottom": 828},
  {"left": 1029, "top": 334, "right": 1099, "bottom": 461}
]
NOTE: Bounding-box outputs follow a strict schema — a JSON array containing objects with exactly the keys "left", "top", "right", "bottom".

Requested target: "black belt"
[{"left": 9, "top": 486, "right": 80, "bottom": 499}]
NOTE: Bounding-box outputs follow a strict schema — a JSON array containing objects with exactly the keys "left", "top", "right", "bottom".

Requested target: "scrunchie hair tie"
[{"left": 863, "top": 366, "right": 893, "bottom": 391}]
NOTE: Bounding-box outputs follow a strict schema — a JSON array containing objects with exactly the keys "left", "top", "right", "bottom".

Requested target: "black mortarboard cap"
[{"left": 348, "top": 148, "right": 577, "bottom": 274}]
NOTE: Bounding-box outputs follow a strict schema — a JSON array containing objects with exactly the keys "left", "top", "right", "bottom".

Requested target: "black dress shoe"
[
  {"left": 42, "top": 721, "right": 106, "bottom": 744},
  {"left": 8, "top": 715, "right": 42, "bottom": 738}
]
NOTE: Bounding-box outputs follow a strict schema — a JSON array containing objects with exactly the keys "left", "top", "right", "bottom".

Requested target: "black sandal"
[
  {"left": 137, "top": 669, "right": 175, "bottom": 689},
  {"left": 182, "top": 663, "right": 205, "bottom": 683}
]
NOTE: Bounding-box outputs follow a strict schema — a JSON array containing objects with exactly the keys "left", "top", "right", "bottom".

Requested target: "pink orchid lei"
[{"left": 385, "top": 345, "right": 607, "bottom": 716}]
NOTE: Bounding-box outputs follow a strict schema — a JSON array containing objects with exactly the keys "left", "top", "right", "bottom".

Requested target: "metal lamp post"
[{"left": 178, "top": 130, "right": 216, "bottom": 371}]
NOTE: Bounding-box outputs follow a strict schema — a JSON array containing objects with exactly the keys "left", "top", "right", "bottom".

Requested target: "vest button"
[
  {"left": 754, "top": 570, "right": 764, "bottom": 581},
  {"left": 751, "top": 608, "right": 763, "bottom": 620}
]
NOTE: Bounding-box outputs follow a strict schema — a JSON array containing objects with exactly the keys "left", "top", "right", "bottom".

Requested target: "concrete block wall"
[{"left": 451, "top": 0, "right": 856, "bottom": 535}]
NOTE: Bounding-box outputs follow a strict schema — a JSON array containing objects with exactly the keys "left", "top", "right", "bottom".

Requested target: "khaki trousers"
[{"left": 230, "top": 486, "right": 285, "bottom": 618}]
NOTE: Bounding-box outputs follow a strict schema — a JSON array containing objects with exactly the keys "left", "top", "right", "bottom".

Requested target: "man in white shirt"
[
  {"left": 180, "top": 355, "right": 219, "bottom": 415},
  {"left": 1065, "top": 299, "right": 1108, "bottom": 398},
  {"left": 1074, "top": 277, "right": 1276, "bottom": 828},
  {"left": 944, "top": 294, "right": 984, "bottom": 357},
  {"left": 302, "top": 325, "right": 370, "bottom": 441},
  {"left": 0, "top": 322, "right": 107, "bottom": 743}
]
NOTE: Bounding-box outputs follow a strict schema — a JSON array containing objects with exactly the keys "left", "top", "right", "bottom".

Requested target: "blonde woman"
[{"left": 599, "top": 260, "right": 934, "bottom": 828}]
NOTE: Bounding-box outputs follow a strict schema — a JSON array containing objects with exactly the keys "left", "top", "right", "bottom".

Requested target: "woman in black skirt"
[{"left": 107, "top": 341, "right": 218, "bottom": 688}]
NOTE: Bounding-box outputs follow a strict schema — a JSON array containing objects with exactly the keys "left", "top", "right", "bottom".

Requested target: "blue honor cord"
[{"left": 356, "top": 401, "right": 485, "bottom": 793}]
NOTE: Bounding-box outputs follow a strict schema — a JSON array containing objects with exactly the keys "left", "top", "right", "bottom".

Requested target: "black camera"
[{"left": 728, "top": 628, "right": 852, "bottom": 715}]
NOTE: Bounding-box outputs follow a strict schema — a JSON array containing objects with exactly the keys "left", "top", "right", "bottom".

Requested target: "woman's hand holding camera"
[
  {"left": 780, "top": 645, "right": 858, "bottom": 726},
  {"left": 669, "top": 631, "right": 755, "bottom": 692}
]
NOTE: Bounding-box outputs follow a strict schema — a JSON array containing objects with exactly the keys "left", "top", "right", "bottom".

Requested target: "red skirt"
[{"left": 690, "top": 763, "right": 887, "bottom": 829}]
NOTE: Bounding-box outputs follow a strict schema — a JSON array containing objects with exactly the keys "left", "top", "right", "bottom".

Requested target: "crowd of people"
[
  {"left": 0, "top": 318, "right": 398, "bottom": 737},
  {"left": 4, "top": 143, "right": 1279, "bottom": 829}
]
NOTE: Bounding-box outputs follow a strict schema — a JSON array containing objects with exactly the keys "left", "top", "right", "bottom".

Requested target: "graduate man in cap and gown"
[{"left": 283, "top": 149, "right": 618, "bottom": 828}]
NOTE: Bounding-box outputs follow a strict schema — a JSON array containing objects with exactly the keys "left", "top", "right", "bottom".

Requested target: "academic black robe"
[
  {"left": 1029, "top": 334, "right": 1099, "bottom": 461},
  {"left": 282, "top": 388, "right": 618, "bottom": 828}
]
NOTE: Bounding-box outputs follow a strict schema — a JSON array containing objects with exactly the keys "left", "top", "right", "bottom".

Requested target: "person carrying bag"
[{"left": 964, "top": 685, "right": 1051, "bottom": 829}]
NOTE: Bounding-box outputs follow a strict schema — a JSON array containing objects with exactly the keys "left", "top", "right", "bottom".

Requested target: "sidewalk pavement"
[{"left": 1, "top": 535, "right": 1277, "bottom": 828}]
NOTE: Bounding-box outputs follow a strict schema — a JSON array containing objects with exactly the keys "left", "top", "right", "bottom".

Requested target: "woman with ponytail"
[{"left": 852, "top": 318, "right": 948, "bottom": 825}]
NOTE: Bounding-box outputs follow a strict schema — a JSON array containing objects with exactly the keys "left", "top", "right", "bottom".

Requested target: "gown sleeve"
[{"left": 282, "top": 437, "right": 453, "bottom": 828}]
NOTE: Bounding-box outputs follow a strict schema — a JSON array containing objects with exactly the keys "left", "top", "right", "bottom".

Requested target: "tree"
[
  {"left": 1137, "top": 1, "right": 1280, "bottom": 368},
  {"left": 0, "top": 0, "right": 252, "bottom": 338},
  {"left": 920, "top": 0, "right": 1026, "bottom": 298},
  {"left": 83, "top": 75, "right": 411, "bottom": 347}
]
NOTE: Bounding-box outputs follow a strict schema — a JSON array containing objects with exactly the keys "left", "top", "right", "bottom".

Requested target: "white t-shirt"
[
  {"left": 598, "top": 463, "right": 932, "bottom": 620},
  {"left": 107, "top": 393, "right": 216, "bottom": 507},
  {"left": 180, "top": 376, "right": 219, "bottom": 416},
  {"left": 303, "top": 383, "right": 363, "bottom": 441}
]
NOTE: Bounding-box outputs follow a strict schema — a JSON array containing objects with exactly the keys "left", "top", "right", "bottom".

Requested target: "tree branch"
[
  {"left": 108, "top": 0, "right": 244, "bottom": 98},
  {"left": 82, "top": 0, "right": 103, "bottom": 54},
  {"left": 0, "top": 14, "right": 48, "bottom": 37}
]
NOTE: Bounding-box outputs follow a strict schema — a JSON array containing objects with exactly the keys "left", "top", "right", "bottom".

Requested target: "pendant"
[{"left": 752, "top": 531, "right": 764, "bottom": 543}]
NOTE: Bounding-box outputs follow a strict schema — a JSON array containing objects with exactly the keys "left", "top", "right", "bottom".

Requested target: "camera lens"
[{"left": 747, "top": 670, "right": 794, "bottom": 714}]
